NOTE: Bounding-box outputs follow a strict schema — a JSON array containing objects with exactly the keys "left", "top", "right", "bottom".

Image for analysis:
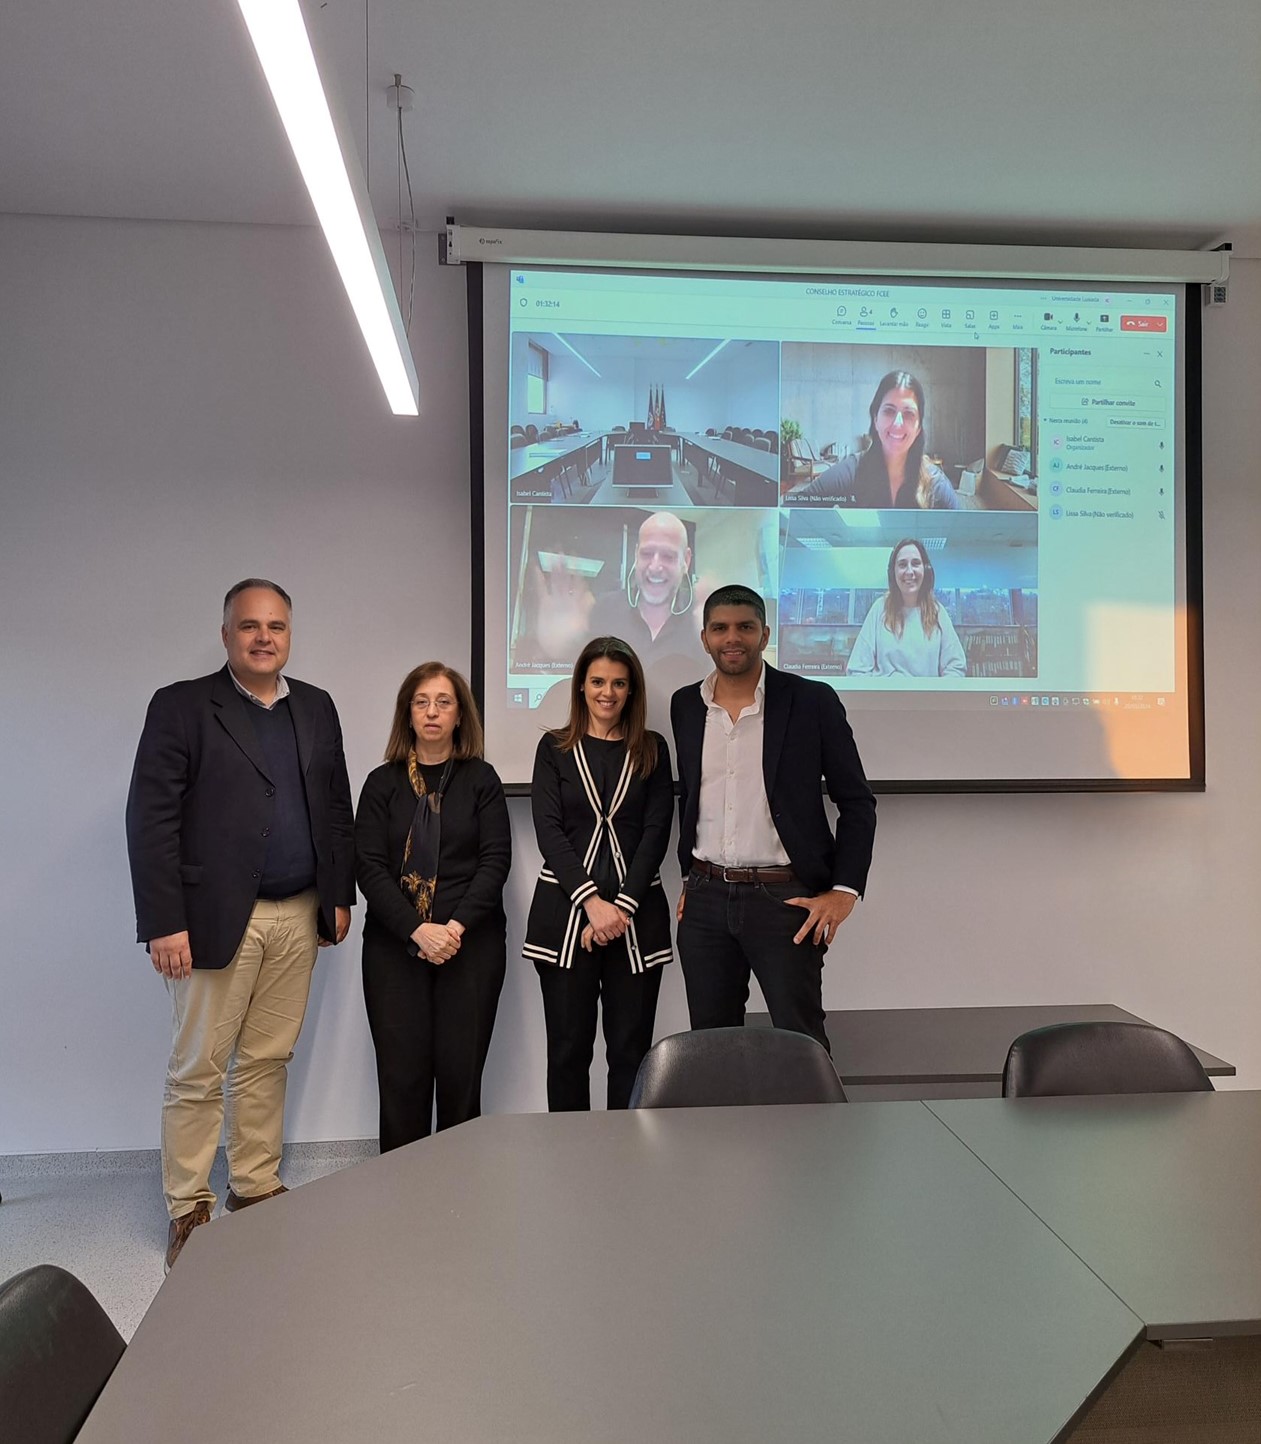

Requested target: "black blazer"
[
  {"left": 355, "top": 758, "right": 511, "bottom": 949},
  {"left": 523, "top": 733, "right": 674, "bottom": 972},
  {"left": 670, "top": 663, "right": 876, "bottom": 896},
  {"left": 126, "top": 666, "right": 356, "bottom": 970}
]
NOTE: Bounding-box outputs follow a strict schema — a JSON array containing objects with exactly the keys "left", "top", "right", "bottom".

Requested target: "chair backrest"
[
  {"left": 1002, "top": 1021, "right": 1214, "bottom": 1098},
  {"left": 0, "top": 1264, "right": 126, "bottom": 1444},
  {"left": 753, "top": 436, "right": 771, "bottom": 451},
  {"left": 630, "top": 1027, "right": 846, "bottom": 1108}
]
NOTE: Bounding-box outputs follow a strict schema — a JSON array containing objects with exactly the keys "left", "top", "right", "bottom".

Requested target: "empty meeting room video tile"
[
  {"left": 507, "top": 504, "right": 779, "bottom": 736},
  {"left": 509, "top": 332, "right": 781, "bottom": 507},
  {"left": 779, "top": 510, "right": 1038, "bottom": 680},
  {"left": 781, "top": 343, "right": 1040, "bottom": 513}
]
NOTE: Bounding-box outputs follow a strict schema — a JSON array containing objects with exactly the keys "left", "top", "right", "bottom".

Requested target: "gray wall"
[{"left": 1, "top": 214, "right": 1256, "bottom": 1153}]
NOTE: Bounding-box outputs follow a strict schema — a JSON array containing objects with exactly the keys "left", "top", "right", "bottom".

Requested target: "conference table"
[
  {"left": 680, "top": 432, "right": 780, "bottom": 505},
  {"left": 746, "top": 1003, "right": 1236, "bottom": 1101},
  {"left": 77, "top": 1089, "right": 1261, "bottom": 1444},
  {"left": 928, "top": 1090, "right": 1261, "bottom": 1340},
  {"left": 509, "top": 432, "right": 604, "bottom": 494}
]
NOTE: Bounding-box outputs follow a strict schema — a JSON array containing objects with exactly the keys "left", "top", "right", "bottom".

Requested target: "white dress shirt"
[{"left": 693, "top": 667, "right": 789, "bottom": 868}]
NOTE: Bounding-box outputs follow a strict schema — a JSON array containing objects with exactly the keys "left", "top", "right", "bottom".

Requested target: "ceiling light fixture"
[
  {"left": 236, "top": 0, "right": 419, "bottom": 415},
  {"left": 550, "top": 333, "right": 601, "bottom": 377},
  {"left": 685, "top": 339, "right": 730, "bottom": 380}
]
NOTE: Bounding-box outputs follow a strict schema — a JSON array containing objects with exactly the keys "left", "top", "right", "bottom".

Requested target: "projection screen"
[{"left": 469, "top": 247, "right": 1204, "bottom": 792}]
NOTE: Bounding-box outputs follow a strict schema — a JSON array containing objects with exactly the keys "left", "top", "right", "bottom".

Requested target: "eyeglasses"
[{"left": 412, "top": 695, "right": 457, "bottom": 712}]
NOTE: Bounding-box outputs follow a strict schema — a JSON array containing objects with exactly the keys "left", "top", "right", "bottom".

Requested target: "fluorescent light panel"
[
  {"left": 550, "top": 333, "right": 601, "bottom": 376},
  {"left": 685, "top": 339, "right": 730, "bottom": 380},
  {"left": 237, "top": 0, "right": 419, "bottom": 415}
]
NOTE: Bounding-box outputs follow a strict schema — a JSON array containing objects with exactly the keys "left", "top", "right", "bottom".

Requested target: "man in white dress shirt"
[{"left": 670, "top": 585, "right": 876, "bottom": 1048}]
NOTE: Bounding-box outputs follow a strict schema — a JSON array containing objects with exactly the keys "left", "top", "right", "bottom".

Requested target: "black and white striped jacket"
[{"left": 523, "top": 732, "right": 674, "bottom": 973}]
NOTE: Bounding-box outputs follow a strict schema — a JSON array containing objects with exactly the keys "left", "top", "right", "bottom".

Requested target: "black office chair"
[
  {"left": 629, "top": 1027, "right": 846, "bottom": 1109},
  {"left": 1002, "top": 1021, "right": 1214, "bottom": 1098},
  {"left": 0, "top": 1264, "right": 126, "bottom": 1444}
]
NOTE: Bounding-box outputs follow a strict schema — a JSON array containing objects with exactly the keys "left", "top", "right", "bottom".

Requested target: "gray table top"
[
  {"left": 509, "top": 431, "right": 603, "bottom": 482},
  {"left": 79, "top": 1104, "right": 1140, "bottom": 1444},
  {"left": 680, "top": 432, "right": 780, "bottom": 483},
  {"left": 927, "top": 1090, "right": 1261, "bottom": 1340},
  {"left": 745, "top": 1004, "right": 1233, "bottom": 1083}
]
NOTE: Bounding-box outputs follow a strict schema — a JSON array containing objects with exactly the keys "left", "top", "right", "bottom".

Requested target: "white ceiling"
[{"left": 1, "top": 0, "right": 1258, "bottom": 255}]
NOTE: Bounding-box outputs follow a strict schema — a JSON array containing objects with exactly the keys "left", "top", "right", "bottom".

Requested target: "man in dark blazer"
[
  {"left": 126, "top": 579, "right": 355, "bottom": 1270},
  {"left": 671, "top": 584, "right": 875, "bottom": 1051}
]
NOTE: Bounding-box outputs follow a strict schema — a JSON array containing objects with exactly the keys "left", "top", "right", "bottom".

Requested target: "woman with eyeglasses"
[
  {"left": 355, "top": 663, "right": 511, "bottom": 1150},
  {"left": 524, "top": 636, "right": 674, "bottom": 1111},
  {"left": 846, "top": 538, "right": 967, "bottom": 677}
]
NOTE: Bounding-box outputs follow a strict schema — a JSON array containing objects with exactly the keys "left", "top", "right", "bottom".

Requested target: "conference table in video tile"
[
  {"left": 79, "top": 1102, "right": 1145, "bottom": 1444},
  {"left": 509, "top": 432, "right": 605, "bottom": 495},
  {"left": 680, "top": 432, "right": 780, "bottom": 505}
]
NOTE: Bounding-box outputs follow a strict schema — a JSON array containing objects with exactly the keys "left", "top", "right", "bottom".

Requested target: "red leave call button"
[{"left": 1121, "top": 315, "right": 1168, "bottom": 332}]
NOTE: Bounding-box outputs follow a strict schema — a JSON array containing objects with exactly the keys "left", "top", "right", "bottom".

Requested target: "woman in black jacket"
[
  {"left": 356, "top": 663, "right": 510, "bottom": 1150},
  {"left": 524, "top": 636, "right": 674, "bottom": 1110}
]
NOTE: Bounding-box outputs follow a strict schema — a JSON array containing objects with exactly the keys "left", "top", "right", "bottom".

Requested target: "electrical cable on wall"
[{"left": 390, "top": 73, "right": 417, "bottom": 334}]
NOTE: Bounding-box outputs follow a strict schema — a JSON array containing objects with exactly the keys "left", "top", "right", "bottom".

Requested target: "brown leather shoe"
[
  {"left": 165, "top": 1200, "right": 212, "bottom": 1273},
  {"left": 224, "top": 1184, "right": 288, "bottom": 1213}
]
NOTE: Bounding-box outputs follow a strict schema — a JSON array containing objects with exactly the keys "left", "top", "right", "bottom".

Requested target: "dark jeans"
[
  {"left": 362, "top": 918, "right": 506, "bottom": 1152},
  {"left": 535, "top": 946, "right": 665, "bottom": 1111},
  {"left": 676, "top": 870, "right": 830, "bottom": 1052}
]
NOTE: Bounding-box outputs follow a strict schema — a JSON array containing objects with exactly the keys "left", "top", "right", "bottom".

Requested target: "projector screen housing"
[{"left": 464, "top": 241, "right": 1204, "bottom": 794}]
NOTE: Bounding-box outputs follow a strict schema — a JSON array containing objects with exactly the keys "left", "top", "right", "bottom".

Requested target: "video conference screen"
[{"left": 477, "top": 264, "right": 1200, "bottom": 789}]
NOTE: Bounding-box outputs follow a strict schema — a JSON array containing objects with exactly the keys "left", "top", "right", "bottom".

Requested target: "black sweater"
[{"left": 355, "top": 758, "right": 511, "bottom": 942}]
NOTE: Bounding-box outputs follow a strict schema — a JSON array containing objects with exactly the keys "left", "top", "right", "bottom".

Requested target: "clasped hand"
[
  {"left": 581, "top": 896, "right": 628, "bottom": 951},
  {"left": 413, "top": 919, "right": 464, "bottom": 964}
]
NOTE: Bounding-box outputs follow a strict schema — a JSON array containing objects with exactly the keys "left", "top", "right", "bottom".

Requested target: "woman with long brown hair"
[
  {"left": 787, "top": 370, "right": 961, "bottom": 509},
  {"left": 847, "top": 538, "right": 967, "bottom": 677},
  {"left": 355, "top": 662, "right": 510, "bottom": 1150},
  {"left": 524, "top": 636, "right": 674, "bottom": 1110}
]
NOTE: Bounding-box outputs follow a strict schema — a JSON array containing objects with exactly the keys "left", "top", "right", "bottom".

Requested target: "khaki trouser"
[{"left": 162, "top": 891, "right": 319, "bottom": 1219}]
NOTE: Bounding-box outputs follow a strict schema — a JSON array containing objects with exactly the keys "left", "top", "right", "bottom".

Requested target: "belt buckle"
[{"left": 720, "top": 865, "right": 742, "bottom": 884}]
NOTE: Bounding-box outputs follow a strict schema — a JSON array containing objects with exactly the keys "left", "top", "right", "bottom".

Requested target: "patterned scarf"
[{"left": 399, "top": 751, "right": 454, "bottom": 921}]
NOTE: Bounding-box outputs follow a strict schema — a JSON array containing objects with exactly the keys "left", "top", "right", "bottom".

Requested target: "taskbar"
[{"left": 507, "top": 685, "right": 1173, "bottom": 712}]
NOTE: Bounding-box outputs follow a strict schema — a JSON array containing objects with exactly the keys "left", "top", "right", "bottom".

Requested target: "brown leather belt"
[{"left": 690, "top": 858, "right": 797, "bottom": 885}]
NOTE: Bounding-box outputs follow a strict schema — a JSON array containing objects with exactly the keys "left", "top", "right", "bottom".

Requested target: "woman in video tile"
[
  {"left": 787, "top": 370, "right": 960, "bottom": 509},
  {"left": 847, "top": 539, "right": 966, "bottom": 677},
  {"left": 524, "top": 637, "right": 674, "bottom": 1112}
]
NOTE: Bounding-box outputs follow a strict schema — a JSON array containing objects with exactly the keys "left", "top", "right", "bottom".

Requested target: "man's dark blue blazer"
[
  {"left": 126, "top": 665, "right": 356, "bottom": 971},
  {"left": 671, "top": 663, "right": 876, "bottom": 896}
]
